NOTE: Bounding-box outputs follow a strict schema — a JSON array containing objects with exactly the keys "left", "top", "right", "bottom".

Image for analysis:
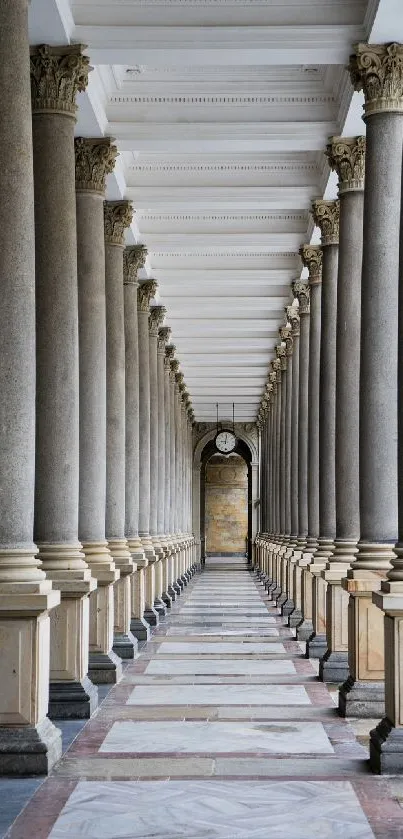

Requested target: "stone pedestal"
[{"left": 339, "top": 571, "right": 386, "bottom": 717}]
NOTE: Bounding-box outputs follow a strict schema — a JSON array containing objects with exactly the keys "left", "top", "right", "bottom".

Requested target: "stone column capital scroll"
[
  {"left": 149, "top": 305, "right": 166, "bottom": 337},
  {"left": 311, "top": 199, "right": 340, "bottom": 246},
  {"left": 349, "top": 42, "right": 403, "bottom": 117},
  {"left": 30, "top": 44, "right": 90, "bottom": 116},
  {"left": 326, "top": 136, "right": 366, "bottom": 193},
  {"left": 276, "top": 342, "right": 287, "bottom": 371},
  {"left": 285, "top": 304, "right": 300, "bottom": 336},
  {"left": 158, "top": 326, "right": 172, "bottom": 354},
  {"left": 292, "top": 280, "right": 310, "bottom": 314},
  {"left": 123, "top": 245, "right": 147, "bottom": 284},
  {"left": 279, "top": 323, "right": 293, "bottom": 357},
  {"left": 299, "top": 244, "right": 323, "bottom": 285},
  {"left": 75, "top": 138, "right": 117, "bottom": 194},
  {"left": 138, "top": 279, "right": 158, "bottom": 313},
  {"left": 104, "top": 201, "right": 133, "bottom": 246}
]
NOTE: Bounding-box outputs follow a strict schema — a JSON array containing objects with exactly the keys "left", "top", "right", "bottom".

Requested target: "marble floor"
[{"left": 5, "top": 557, "right": 403, "bottom": 838}]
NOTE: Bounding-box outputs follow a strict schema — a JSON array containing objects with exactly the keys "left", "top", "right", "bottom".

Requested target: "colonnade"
[
  {"left": 0, "top": 2, "right": 195, "bottom": 775},
  {"left": 256, "top": 41, "right": 403, "bottom": 774}
]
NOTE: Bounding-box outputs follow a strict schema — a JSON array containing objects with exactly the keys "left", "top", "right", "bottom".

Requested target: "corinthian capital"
[
  {"left": 123, "top": 245, "right": 147, "bottom": 284},
  {"left": 75, "top": 138, "right": 117, "bottom": 194},
  {"left": 311, "top": 199, "right": 340, "bottom": 246},
  {"left": 104, "top": 201, "right": 133, "bottom": 246},
  {"left": 165, "top": 344, "right": 176, "bottom": 361},
  {"left": 285, "top": 304, "right": 300, "bottom": 337},
  {"left": 279, "top": 323, "right": 293, "bottom": 357},
  {"left": 30, "top": 44, "right": 90, "bottom": 116},
  {"left": 326, "top": 136, "right": 366, "bottom": 193},
  {"left": 349, "top": 42, "right": 403, "bottom": 116},
  {"left": 299, "top": 245, "right": 322, "bottom": 285},
  {"left": 158, "top": 326, "right": 172, "bottom": 353},
  {"left": 138, "top": 280, "right": 158, "bottom": 313},
  {"left": 276, "top": 343, "right": 287, "bottom": 371},
  {"left": 292, "top": 280, "right": 310, "bottom": 314},
  {"left": 149, "top": 305, "right": 166, "bottom": 336},
  {"left": 272, "top": 357, "right": 282, "bottom": 381}
]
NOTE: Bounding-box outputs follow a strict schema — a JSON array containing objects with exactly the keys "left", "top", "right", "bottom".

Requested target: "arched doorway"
[{"left": 199, "top": 436, "right": 253, "bottom": 565}]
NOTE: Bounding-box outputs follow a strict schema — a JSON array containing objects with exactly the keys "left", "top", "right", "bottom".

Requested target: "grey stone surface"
[
  {"left": 113, "top": 632, "right": 139, "bottom": 660},
  {"left": 76, "top": 187, "right": 107, "bottom": 546},
  {"left": 105, "top": 228, "right": 127, "bottom": 548},
  {"left": 0, "top": 718, "right": 62, "bottom": 776},
  {"left": 131, "top": 617, "right": 151, "bottom": 642},
  {"left": 319, "top": 650, "right": 349, "bottom": 684},
  {"left": 88, "top": 651, "right": 123, "bottom": 685},
  {"left": 370, "top": 718, "right": 403, "bottom": 774},
  {"left": 307, "top": 278, "right": 321, "bottom": 549},
  {"left": 306, "top": 632, "right": 327, "bottom": 660},
  {"left": 339, "top": 677, "right": 385, "bottom": 719}
]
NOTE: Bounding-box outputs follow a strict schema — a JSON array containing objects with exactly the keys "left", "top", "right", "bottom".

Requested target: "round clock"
[{"left": 215, "top": 430, "right": 236, "bottom": 453}]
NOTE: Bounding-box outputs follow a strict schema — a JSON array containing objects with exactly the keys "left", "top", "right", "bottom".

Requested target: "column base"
[
  {"left": 88, "top": 650, "right": 123, "bottom": 684},
  {"left": 338, "top": 676, "right": 385, "bottom": 718},
  {"left": 154, "top": 598, "right": 167, "bottom": 617},
  {"left": 370, "top": 718, "right": 403, "bottom": 774},
  {"left": 296, "top": 619, "right": 313, "bottom": 641},
  {"left": 306, "top": 633, "right": 327, "bottom": 659},
  {"left": 48, "top": 676, "right": 98, "bottom": 719},
  {"left": 276, "top": 593, "right": 288, "bottom": 608},
  {"left": 0, "top": 717, "right": 62, "bottom": 776},
  {"left": 169, "top": 584, "right": 180, "bottom": 598},
  {"left": 144, "top": 607, "right": 159, "bottom": 627},
  {"left": 130, "top": 616, "right": 151, "bottom": 641},
  {"left": 288, "top": 608, "right": 303, "bottom": 628},
  {"left": 318, "top": 650, "right": 349, "bottom": 684},
  {"left": 281, "top": 598, "right": 294, "bottom": 617},
  {"left": 162, "top": 591, "right": 173, "bottom": 609},
  {"left": 113, "top": 631, "right": 139, "bottom": 660}
]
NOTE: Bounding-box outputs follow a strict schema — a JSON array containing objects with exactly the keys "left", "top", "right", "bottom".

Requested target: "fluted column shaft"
[
  {"left": 163, "top": 352, "right": 172, "bottom": 544},
  {"left": 0, "top": 8, "right": 61, "bottom": 771},
  {"left": 137, "top": 281, "right": 157, "bottom": 561}
]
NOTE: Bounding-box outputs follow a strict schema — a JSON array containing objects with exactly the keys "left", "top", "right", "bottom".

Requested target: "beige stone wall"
[{"left": 205, "top": 454, "right": 248, "bottom": 555}]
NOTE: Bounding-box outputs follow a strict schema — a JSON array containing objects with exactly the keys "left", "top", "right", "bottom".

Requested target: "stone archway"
[{"left": 192, "top": 423, "right": 259, "bottom": 564}]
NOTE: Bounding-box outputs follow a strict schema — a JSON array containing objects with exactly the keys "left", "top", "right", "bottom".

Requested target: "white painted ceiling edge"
[{"left": 28, "top": 0, "right": 402, "bottom": 422}]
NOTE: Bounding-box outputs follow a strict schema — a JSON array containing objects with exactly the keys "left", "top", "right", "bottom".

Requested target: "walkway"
[{"left": 6, "top": 559, "right": 403, "bottom": 838}]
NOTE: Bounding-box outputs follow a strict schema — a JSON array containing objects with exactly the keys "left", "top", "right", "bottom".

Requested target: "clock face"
[{"left": 215, "top": 430, "right": 236, "bottom": 453}]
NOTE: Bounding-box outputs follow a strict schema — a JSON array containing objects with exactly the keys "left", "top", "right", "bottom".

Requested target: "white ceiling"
[{"left": 28, "top": 0, "right": 402, "bottom": 421}]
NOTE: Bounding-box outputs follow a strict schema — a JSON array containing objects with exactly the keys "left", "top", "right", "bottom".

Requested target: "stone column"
[
  {"left": 149, "top": 306, "right": 167, "bottom": 617},
  {"left": 138, "top": 280, "right": 160, "bottom": 625},
  {"left": 292, "top": 282, "right": 312, "bottom": 639},
  {"left": 104, "top": 201, "right": 138, "bottom": 661},
  {"left": 309, "top": 204, "right": 340, "bottom": 661},
  {"left": 75, "top": 139, "right": 121, "bottom": 686},
  {"left": 0, "top": 7, "right": 61, "bottom": 773},
  {"left": 276, "top": 342, "right": 288, "bottom": 605},
  {"left": 287, "top": 305, "right": 303, "bottom": 627},
  {"left": 169, "top": 353, "right": 182, "bottom": 594},
  {"left": 158, "top": 326, "right": 173, "bottom": 606},
  {"left": 320, "top": 137, "right": 365, "bottom": 684},
  {"left": 340, "top": 43, "right": 402, "bottom": 719},
  {"left": 31, "top": 45, "right": 98, "bottom": 720},
  {"left": 299, "top": 246, "right": 323, "bottom": 658},
  {"left": 161, "top": 334, "right": 175, "bottom": 603},
  {"left": 280, "top": 322, "right": 294, "bottom": 615},
  {"left": 123, "top": 245, "right": 150, "bottom": 642}
]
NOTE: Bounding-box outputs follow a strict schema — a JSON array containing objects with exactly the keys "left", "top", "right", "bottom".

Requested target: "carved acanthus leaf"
[
  {"left": 75, "top": 138, "right": 117, "bottom": 194},
  {"left": 158, "top": 326, "right": 172, "bottom": 352},
  {"left": 285, "top": 304, "right": 300, "bottom": 336},
  {"left": 123, "top": 245, "right": 147, "bottom": 284},
  {"left": 137, "top": 280, "right": 158, "bottom": 312},
  {"left": 149, "top": 305, "right": 166, "bottom": 336},
  {"left": 279, "top": 324, "right": 293, "bottom": 357},
  {"left": 349, "top": 42, "right": 403, "bottom": 116},
  {"left": 311, "top": 199, "right": 340, "bottom": 246},
  {"left": 326, "top": 136, "right": 366, "bottom": 193},
  {"left": 292, "top": 281, "right": 310, "bottom": 314},
  {"left": 104, "top": 201, "right": 133, "bottom": 246},
  {"left": 299, "top": 245, "right": 322, "bottom": 285},
  {"left": 30, "top": 44, "right": 90, "bottom": 116}
]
